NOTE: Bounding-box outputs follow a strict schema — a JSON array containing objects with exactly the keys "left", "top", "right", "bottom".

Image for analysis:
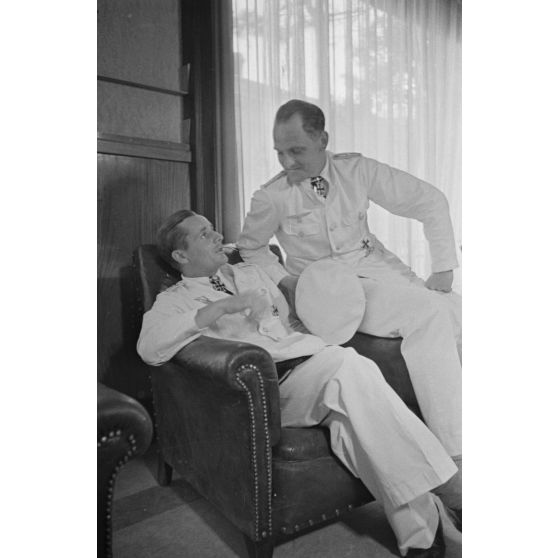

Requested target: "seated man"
[{"left": 137, "top": 209, "right": 461, "bottom": 558}]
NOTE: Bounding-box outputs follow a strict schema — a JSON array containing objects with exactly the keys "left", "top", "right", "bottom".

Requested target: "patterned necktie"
[
  {"left": 310, "top": 176, "right": 328, "bottom": 198},
  {"left": 209, "top": 275, "right": 233, "bottom": 295}
]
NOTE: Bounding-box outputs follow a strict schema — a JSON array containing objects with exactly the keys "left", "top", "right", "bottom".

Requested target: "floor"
[{"left": 111, "top": 446, "right": 462, "bottom": 558}]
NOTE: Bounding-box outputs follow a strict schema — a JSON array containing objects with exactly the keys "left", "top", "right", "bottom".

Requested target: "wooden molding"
[
  {"left": 97, "top": 133, "right": 192, "bottom": 162},
  {"left": 98, "top": 74, "right": 189, "bottom": 97}
]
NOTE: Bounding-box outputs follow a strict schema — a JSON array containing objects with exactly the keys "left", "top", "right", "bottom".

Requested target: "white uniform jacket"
[
  {"left": 238, "top": 151, "right": 459, "bottom": 284},
  {"left": 137, "top": 262, "right": 326, "bottom": 366}
]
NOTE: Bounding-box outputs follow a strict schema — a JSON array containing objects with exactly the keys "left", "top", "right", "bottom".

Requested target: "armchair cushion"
[{"left": 273, "top": 427, "right": 331, "bottom": 461}]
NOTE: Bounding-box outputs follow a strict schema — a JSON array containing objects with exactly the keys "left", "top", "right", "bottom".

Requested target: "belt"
[{"left": 275, "top": 355, "right": 312, "bottom": 379}]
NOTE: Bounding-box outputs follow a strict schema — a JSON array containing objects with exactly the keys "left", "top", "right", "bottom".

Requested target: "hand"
[
  {"left": 194, "top": 289, "right": 269, "bottom": 330},
  {"left": 425, "top": 270, "right": 453, "bottom": 293},
  {"left": 223, "top": 289, "right": 269, "bottom": 316}
]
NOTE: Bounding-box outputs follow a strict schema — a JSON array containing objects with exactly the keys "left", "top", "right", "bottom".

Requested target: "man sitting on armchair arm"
[{"left": 137, "top": 209, "right": 461, "bottom": 558}]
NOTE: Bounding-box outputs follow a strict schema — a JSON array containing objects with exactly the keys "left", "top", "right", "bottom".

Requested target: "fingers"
[{"left": 427, "top": 285, "right": 451, "bottom": 293}]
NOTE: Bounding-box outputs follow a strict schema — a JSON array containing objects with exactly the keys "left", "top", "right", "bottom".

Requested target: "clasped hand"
[
  {"left": 224, "top": 288, "right": 270, "bottom": 319},
  {"left": 195, "top": 289, "right": 272, "bottom": 330}
]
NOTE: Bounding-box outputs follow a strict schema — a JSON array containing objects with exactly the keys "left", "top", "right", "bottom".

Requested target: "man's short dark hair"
[
  {"left": 157, "top": 209, "right": 197, "bottom": 269},
  {"left": 275, "top": 99, "right": 325, "bottom": 137}
]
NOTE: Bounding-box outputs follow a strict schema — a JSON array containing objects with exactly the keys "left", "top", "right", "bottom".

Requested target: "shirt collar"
[
  {"left": 180, "top": 275, "right": 212, "bottom": 289},
  {"left": 180, "top": 265, "right": 232, "bottom": 289},
  {"left": 318, "top": 151, "right": 333, "bottom": 183}
]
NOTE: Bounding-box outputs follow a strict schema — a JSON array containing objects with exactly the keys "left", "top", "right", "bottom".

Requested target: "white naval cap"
[{"left": 295, "top": 259, "right": 365, "bottom": 345}]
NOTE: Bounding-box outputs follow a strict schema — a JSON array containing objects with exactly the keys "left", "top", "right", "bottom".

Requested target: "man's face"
[
  {"left": 173, "top": 215, "right": 227, "bottom": 276},
  {"left": 273, "top": 114, "right": 328, "bottom": 183}
]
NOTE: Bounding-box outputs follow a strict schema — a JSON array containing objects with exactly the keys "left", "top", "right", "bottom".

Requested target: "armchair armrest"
[
  {"left": 97, "top": 384, "right": 153, "bottom": 456},
  {"left": 97, "top": 383, "right": 153, "bottom": 558},
  {"left": 150, "top": 335, "right": 280, "bottom": 541},
  {"left": 176, "top": 335, "right": 281, "bottom": 402}
]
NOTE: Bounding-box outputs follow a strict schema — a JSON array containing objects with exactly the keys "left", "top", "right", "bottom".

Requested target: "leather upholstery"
[
  {"left": 133, "top": 244, "right": 421, "bottom": 556},
  {"left": 344, "top": 333, "right": 421, "bottom": 417},
  {"left": 97, "top": 383, "right": 153, "bottom": 558},
  {"left": 273, "top": 426, "right": 331, "bottom": 461}
]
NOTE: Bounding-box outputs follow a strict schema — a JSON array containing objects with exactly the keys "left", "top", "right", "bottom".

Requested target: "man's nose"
[
  {"left": 281, "top": 154, "right": 297, "bottom": 169},
  {"left": 214, "top": 231, "right": 223, "bottom": 242}
]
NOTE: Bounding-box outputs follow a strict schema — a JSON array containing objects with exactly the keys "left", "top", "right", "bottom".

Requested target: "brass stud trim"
[{"left": 235, "top": 362, "right": 273, "bottom": 540}]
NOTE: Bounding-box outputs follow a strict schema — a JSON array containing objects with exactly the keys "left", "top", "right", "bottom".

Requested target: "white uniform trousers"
[
  {"left": 352, "top": 248, "right": 462, "bottom": 457},
  {"left": 279, "top": 346, "right": 456, "bottom": 554}
]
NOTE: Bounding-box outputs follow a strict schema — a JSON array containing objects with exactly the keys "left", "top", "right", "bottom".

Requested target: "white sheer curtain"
[{"left": 232, "top": 0, "right": 461, "bottom": 286}]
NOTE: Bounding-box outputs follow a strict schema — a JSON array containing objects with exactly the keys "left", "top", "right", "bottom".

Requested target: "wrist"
[{"left": 195, "top": 299, "right": 229, "bottom": 329}]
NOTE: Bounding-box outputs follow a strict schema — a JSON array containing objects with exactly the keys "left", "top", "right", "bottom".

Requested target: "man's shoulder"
[
  {"left": 330, "top": 152, "right": 366, "bottom": 172},
  {"left": 158, "top": 279, "right": 187, "bottom": 298},
  {"left": 332, "top": 152, "right": 362, "bottom": 160},
  {"left": 228, "top": 262, "right": 270, "bottom": 288},
  {"left": 261, "top": 170, "right": 288, "bottom": 190},
  {"left": 231, "top": 261, "right": 264, "bottom": 275},
  {"left": 147, "top": 279, "right": 190, "bottom": 310}
]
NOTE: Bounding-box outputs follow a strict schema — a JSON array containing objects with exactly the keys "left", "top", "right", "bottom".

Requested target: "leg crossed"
[{"left": 279, "top": 346, "right": 457, "bottom": 552}]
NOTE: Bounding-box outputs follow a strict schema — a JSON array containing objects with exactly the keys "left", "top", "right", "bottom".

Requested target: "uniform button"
[
  {"left": 298, "top": 232, "right": 304, "bottom": 237},
  {"left": 329, "top": 224, "right": 337, "bottom": 231},
  {"left": 358, "top": 212, "right": 365, "bottom": 219}
]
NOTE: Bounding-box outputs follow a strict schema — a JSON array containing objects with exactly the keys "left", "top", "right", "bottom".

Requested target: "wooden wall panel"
[
  {"left": 97, "top": 0, "right": 217, "bottom": 404},
  {"left": 97, "top": 82, "right": 182, "bottom": 142},
  {"left": 97, "top": 0, "right": 183, "bottom": 143},
  {"left": 98, "top": 154, "right": 190, "bottom": 399},
  {"left": 97, "top": 0, "right": 181, "bottom": 90}
]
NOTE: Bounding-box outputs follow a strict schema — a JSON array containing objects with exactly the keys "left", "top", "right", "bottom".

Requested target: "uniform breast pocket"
[
  {"left": 282, "top": 211, "right": 321, "bottom": 237},
  {"left": 340, "top": 205, "right": 367, "bottom": 231}
]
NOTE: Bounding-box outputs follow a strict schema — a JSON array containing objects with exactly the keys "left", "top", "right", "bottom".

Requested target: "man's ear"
[
  {"left": 171, "top": 249, "right": 189, "bottom": 265},
  {"left": 320, "top": 131, "right": 329, "bottom": 149}
]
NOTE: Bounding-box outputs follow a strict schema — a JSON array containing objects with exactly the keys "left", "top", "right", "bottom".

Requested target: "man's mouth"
[{"left": 286, "top": 169, "right": 308, "bottom": 183}]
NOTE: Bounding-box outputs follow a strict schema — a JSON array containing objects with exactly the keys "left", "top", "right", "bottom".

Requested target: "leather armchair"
[
  {"left": 97, "top": 383, "right": 153, "bottom": 558},
  {"left": 133, "top": 244, "right": 421, "bottom": 558}
]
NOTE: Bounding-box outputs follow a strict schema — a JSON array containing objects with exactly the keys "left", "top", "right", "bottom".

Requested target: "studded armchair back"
[{"left": 134, "top": 245, "right": 180, "bottom": 313}]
